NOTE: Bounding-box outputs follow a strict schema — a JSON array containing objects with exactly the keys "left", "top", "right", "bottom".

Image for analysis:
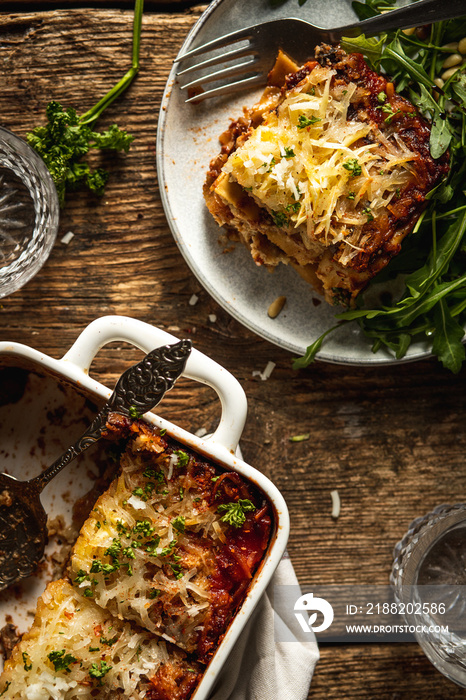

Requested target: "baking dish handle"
[{"left": 60, "top": 315, "right": 247, "bottom": 455}]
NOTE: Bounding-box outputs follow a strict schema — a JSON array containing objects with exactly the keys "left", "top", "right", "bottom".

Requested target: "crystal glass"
[
  {"left": 391, "top": 503, "right": 466, "bottom": 687},
  {"left": 0, "top": 126, "right": 59, "bottom": 298}
]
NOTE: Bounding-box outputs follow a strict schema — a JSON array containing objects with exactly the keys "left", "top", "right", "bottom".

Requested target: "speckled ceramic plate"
[{"left": 157, "top": 0, "right": 432, "bottom": 366}]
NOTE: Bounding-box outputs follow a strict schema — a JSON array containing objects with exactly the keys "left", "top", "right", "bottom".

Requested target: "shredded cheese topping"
[
  {"left": 221, "top": 64, "right": 417, "bottom": 266},
  {"left": 70, "top": 438, "right": 230, "bottom": 653},
  {"left": 0, "top": 580, "right": 174, "bottom": 699}
]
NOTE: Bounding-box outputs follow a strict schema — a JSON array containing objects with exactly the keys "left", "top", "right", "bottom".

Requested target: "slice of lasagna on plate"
[{"left": 204, "top": 45, "right": 449, "bottom": 306}]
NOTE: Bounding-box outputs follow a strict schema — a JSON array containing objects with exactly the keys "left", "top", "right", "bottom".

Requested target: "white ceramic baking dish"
[{"left": 0, "top": 314, "right": 289, "bottom": 699}]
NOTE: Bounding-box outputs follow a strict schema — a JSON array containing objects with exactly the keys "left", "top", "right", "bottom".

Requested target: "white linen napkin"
[{"left": 209, "top": 553, "right": 319, "bottom": 700}]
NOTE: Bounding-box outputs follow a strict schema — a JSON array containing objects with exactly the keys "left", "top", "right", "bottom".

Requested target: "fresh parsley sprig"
[{"left": 26, "top": 0, "right": 143, "bottom": 205}]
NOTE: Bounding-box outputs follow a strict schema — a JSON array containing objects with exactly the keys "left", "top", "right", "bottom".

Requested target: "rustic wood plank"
[{"left": 0, "top": 7, "right": 464, "bottom": 699}]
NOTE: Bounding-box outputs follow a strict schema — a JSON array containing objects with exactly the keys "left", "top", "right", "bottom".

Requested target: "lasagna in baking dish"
[
  {"left": 0, "top": 416, "right": 272, "bottom": 699},
  {"left": 204, "top": 45, "right": 449, "bottom": 306},
  {"left": 0, "top": 580, "right": 202, "bottom": 699}
]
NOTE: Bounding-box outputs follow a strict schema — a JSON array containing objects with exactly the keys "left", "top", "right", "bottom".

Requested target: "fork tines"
[{"left": 176, "top": 27, "right": 266, "bottom": 103}]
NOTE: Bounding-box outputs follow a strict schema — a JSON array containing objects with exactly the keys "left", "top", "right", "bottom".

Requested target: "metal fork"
[{"left": 177, "top": 0, "right": 465, "bottom": 102}]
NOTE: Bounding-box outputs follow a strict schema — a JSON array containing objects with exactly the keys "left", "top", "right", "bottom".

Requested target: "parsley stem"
[{"left": 80, "top": 0, "right": 143, "bottom": 126}]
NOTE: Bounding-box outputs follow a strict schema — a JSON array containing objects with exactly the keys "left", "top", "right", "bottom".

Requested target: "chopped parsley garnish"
[
  {"left": 297, "top": 114, "right": 321, "bottom": 129},
  {"left": 100, "top": 634, "right": 119, "bottom": 646},
  {"left": 160, "top": 428, "right": 167, "bottom": 436},
  {"left": 89, "top": 647, "right": 100, "bottom": 652},
  {"left": 129, "top": 405, "right": 142, "bottom": 419},
  {"left": 285, "top": 201, "right": 301, "bottom": 214},
  {"left": 343, "top": 158, "right": 362, "bottom": 177},
  {"left": 133, "top": 519, "right": 155, "bottom": 537},
  {"left": 170, "top": 562, "right": 184, "bottom": 579},
  {"left": 74, "top": 569, "right": 89, "bottom": 584},
  {"left": 89, "top": 660, "right": 113, "bottom": 684},
  {"left": 377, "top": 91, "right": 387, "bottom": 104},
  {"left": 22, "top": 651, "right": 32, "bottom": 671},
  {"left": 363, "top": 206, "right": 374, "bottom": 222},
  {"left": 378, "top": 103, "right": 400, "bottom": 123},
  {"left": 132, "top": 482, "right": 154, "bottom": 501},
  {"left": 159, "top": 539, "right": 177, "bottom": 557},
  {"left": 105, "top": 539, "right": 122, "bottom": 560},
  {"left": 143, "top": 466, "right": 165, "bottom": 482},
  {"left": 116, "top": 520, "right": 130, "bottom": 536},
  {"left": 48, "top": 650, "right": 77, "bottom": 673},
  {"left": 149, "top": 588, "right": 161, "bottom": 599},
  {"left": 282, "top": 146, "right": 295, "bottom": 158},
  {"left": 173, "top": 450, "right": 189, "bottom": 467},
  {"left": 217, "top": 499, "right": 256, "bottom": 528},
  {"left": 271, "top": 211, "right": 288, "bottom": 227},
  {"left": 83, "top": 588, "right": 94, "bottom": 597},
  {"left": 0, "top": 682, "right": 11, "bottom": 696},
  {"left": 347, "top": 192, "right": 356, "bottom": 200},
  {"left": 145, "top": 536, "right": 161, "bottom": 554},
  {"left": 122, "top": 546, "right": 136, "bottom": 559},
  {"left": 172, "top": 515, "right": 186, "bottom": 533},
  {"left": 211, "top": 475, "right": 220, "bottom": 482},
  {"left": 261, "top": 156, "right": 276, "bottom": 172}
]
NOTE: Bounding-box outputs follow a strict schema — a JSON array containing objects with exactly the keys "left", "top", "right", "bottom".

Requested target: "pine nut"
[
  {"left": 442, "top": 53, "right": 462, "bottom": 69},
  {"left": 267, "top": 296, "right": 286, "bottom": 318},
  {"left": 459, "top": 37, "right": 466, "bottom": 55},
  {"left": 441, "top": 42, "right": 459, "bottom": 52},
  {"left": 433, "top": 78, "right": 444, "bottom": 89},
  {"left": 441, "top": 66, "right": 462, "bottom": 81},
  {"left": 402, "top": 27, "right": 416, "bottom": 36},
  {"left": 441, "top": 66, "right": 461, "bottom": 80}
]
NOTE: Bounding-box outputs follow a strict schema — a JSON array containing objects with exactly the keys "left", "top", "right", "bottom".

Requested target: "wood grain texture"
[{"left": 0, "top": 6, "right": 465, "bottom": 698}]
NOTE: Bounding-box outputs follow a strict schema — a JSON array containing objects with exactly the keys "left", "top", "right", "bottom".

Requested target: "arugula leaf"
[
  {"left": 27, "top": 0, "right": 143, "bottom": 205},
  {"left": 341, "top": 34, "right": 386, "bottom": 69},
  {"left": 452, "top": 71, "right": 466, "bottom": 105},
  {"left": 382, "top": 37, "right": 432, "bottom": 90},
  {"left": 430, "top": 114, "right": 455, "bottom": 159},
  {"left": 432, "top": 299, "right": 466, "bottom": 373},
  {"left": 293, "top": 324, "right": 342, "bottom": 369},
  {"left": 405, "top": 211, "right": 466, "bottom": 298}
]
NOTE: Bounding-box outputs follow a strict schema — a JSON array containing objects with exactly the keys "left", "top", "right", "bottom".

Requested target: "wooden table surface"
[{"left": 0, "top": 2, "right": 465, "bottom": 698}]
